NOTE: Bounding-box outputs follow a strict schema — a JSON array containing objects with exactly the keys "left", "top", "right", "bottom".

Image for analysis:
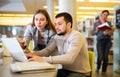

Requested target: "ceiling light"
[
  {"left": 0, "top": 14, "right": 33, "bottom": 17},
  {"left": 79, "top": 7, "right": 114, "bottom": 10},
  {"left": 95, "top": 7, "right": 114, "bottom": 10},
  {"left": 76, "top": 0, "right": 84, "bottom": 2},
  {"left": 77, "top": 12, "right": 97, "bottom": 15},
  {"left": 43, "top": 6, "right": 58, "bottom": 9},
  {"left": 79, "top": 7, "right": 94, "bottom": 10},
  {"left": 77, "top": 15, "right": 94, "bottom": 18},
  {"left": 90, "top": 0, "right": 120, "bottom": 3}
]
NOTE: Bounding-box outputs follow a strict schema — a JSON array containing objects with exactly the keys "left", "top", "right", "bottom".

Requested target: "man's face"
[{"left": 55, "top": 16, "right": 68, "bottom": 36}]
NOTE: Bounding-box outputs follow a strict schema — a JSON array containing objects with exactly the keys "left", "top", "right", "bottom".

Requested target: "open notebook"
[{"left": 1, "top": 38, "right": 55, "bottom": 72}]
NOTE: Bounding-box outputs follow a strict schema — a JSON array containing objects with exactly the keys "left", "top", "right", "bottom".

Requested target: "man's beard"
[{"left": 57, "top": 30, "right": 67, "bottom": 36}]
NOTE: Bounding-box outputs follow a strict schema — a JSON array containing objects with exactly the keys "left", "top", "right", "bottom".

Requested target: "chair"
[{"left": 88, "top": 51, "right": 94, "bottom": 77}]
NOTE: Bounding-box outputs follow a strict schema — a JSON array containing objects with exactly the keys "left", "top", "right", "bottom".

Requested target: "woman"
[
  {"left": 21, "top": 9, "right": 56, "bottom": 51},
  {"left": 92, "top": 10, "right": 113, "bottom": 72}
]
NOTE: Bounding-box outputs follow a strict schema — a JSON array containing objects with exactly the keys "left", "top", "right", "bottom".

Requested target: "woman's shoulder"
[
  {"left": 94, "top": 20, "right": 100, "bottom": 24},
  {"left": 26, "top": 25, "right": 36, "bottom": 30},
  {"left": 26, "top": 24, "right": 35, "bottom": 28},
  {"left": 45, "top": 29, "right": 55, "bottom": 35}
]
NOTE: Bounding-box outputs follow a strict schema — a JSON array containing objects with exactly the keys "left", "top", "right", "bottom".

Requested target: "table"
[
  {"left": 0, "top": 57, "right": 57, "bottom": 77},
  {"left": 0, "top": 48, "right": 3, "bottom": 64}
]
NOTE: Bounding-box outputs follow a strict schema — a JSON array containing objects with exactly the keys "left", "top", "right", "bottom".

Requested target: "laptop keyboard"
[{"left": 10, "top": 62, "right": 55, "bottom": 72}]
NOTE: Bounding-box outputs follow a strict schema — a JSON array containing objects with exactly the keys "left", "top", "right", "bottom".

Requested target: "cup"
[{"left": 0, "top": 48, "right": 3, "bottom": 65}]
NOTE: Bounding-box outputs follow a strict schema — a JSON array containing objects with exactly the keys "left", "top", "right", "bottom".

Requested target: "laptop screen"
[{"left": 1, "top": 38, "right": 28, "bottom": 62}]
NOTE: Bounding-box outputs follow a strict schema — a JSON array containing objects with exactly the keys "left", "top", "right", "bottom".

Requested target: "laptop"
[
  {"left": 1, "top": 38, "right": 55, "bottom": 72},
  {"left": 1, "top": 38, "right": 28, "bottom": 62}
]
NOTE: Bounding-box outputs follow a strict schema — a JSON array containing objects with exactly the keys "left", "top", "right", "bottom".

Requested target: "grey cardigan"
[{"left": 24, "top": 25, "right": 55, "bottom": 50}]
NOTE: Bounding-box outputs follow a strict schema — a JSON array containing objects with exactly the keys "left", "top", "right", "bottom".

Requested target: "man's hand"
[{"left": 26, "top": 52, "right": 43, "bottom": 62}]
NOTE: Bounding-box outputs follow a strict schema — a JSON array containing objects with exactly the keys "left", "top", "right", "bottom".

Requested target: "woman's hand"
[
  {"left": 24, "top": 48, "right": 31, "bottom": 53},
  {"left": 18, "top": 39, "right": 27, "bottom": 49},
  {"left": 105, "top": 28, "right": 114, "bottom": 36},
  {"left": 96, "top": 26, "right": 99, "bottom": 33}
]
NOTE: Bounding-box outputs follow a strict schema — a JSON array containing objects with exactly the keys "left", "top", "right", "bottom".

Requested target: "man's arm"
[
  {"left": 35, "top": 39, "right": 57, "bottom": 57},
  {"left": 26, "top": 39, "right": 57, "bottom": 63},
  {"left": 43, "top": 32, "right": 86, "bottom": 64}
]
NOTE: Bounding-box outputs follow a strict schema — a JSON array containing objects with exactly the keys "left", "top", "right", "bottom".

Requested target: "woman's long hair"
[{"left": 31, "top": 9, "right": 56, "bottom": 34}]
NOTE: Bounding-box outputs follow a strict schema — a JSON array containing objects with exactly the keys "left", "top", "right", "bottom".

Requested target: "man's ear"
[{"left": 67, "top": 22, "right": 72, "bottom": 28}]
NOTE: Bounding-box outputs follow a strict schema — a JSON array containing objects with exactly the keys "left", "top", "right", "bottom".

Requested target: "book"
[{"left": 98, "top": 22, "right": 111, "bottom": 31}]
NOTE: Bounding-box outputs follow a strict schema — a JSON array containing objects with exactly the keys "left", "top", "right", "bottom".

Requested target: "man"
[{"left": 26, "top": 12, "right": 91, "bottom": 77}]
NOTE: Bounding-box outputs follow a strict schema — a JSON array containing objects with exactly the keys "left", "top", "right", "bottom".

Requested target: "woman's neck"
[
  {"left": 100, "top": 18, "right": 106, "bottom": 23},
  {"left": 38, "top": 29, "right": 45, "bottom": 32}
]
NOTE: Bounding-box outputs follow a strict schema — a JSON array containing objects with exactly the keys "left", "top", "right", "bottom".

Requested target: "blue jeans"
[
  {"left": 57, "top": 69, "right": 90, "bottom": 77},
  {"left": 96, "top": 39, "right": 112, "bottom": 72}
]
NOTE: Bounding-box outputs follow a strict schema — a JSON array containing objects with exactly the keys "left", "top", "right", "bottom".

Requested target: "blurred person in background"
[{"left": 92, "top": 10, "right": 113, "bottom": 72}]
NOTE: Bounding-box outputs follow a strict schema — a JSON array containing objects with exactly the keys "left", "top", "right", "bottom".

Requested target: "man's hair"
[
  {"left": 55, "top": 12, "right": 73, "bottom": 28},
  {"left": 101, "top": 10, "right": 110, "bottom": 15}
]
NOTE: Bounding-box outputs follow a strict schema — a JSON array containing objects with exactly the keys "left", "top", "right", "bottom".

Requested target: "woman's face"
[
  {"left": 34, "top": 13, "right": 48, "bottom": 31},
  {"left": 101, "top": 12, "right": 109, "bottom": 20}
]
